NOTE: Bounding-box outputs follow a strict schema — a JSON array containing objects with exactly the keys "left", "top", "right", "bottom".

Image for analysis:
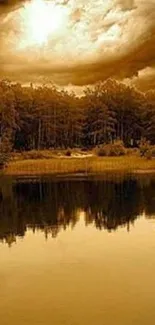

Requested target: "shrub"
[
  {"left": 138, "top": 138, "right": 151, "bottom": 157},
  {"left": 151, "top": 147, "right": 155, "bottom": 157},
  {"left": 22, "top": 150, "right": 45, "bottom": 160},
  {"left": 145, "top": 150, "right": 152, "bottom": 160},
  {"left": 81, "top": 147, "right": 89, "bottom": 152},
  {"left": 96, "top": 141, "right": 126, "bottom": 157},
  {"left": 126, "top": 148, "right": 139, "bottom": 156},
  {"left": 65, "top": 149, "right": 72, "bottom": 157},
  {"left": 19, "top": 150, "right": 55, "bottom": 160},
  {"left": 0, "top": 138, "right": 12, "bottom": 168},
  {"left": 0, "top": 152, "right": 11, "bottom": 168},
  {"left": 96, "top": 147, "right": 106, "bottom": 157}
]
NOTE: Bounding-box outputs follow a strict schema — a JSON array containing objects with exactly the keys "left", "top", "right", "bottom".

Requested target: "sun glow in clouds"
[
  {"left": 20, "top": 0, "right": 69, "bottom": 47},
  {"left": 1, "top": 0, "right": 147, "bottom": 86}
]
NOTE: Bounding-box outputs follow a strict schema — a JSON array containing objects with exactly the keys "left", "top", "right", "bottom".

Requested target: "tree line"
[{"left": 0, "top": 78, "right": 155, "bottom": 151}]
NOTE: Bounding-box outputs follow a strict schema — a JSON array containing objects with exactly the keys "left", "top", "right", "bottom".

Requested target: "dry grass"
[
  {"left": 4, "top": 156, "right": 155, "bottom": 176},
  {"left": 11, "top": 149, "right": 93, "bottom": 161}
]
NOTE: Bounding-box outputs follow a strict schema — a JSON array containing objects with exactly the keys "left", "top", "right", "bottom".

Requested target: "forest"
[{"left": 0, "top": 78, "right": 155, "bottom": 153}]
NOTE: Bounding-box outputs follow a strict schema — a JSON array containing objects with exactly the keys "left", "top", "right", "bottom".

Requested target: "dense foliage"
[
  {"left": 0, "top": 78, "right": 155, "bottom": 154},
  {"left": 96, "top": 140, "right": 126, "bottom": 157}
]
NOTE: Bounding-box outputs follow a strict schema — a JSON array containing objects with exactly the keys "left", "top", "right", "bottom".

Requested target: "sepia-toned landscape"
[{"left": 0, "top": 1, "right": 155, "bottom": 325}]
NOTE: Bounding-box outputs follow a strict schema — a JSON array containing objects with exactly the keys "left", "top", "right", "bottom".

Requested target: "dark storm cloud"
[
  {"left": 0, "top": 0, "right": 155, "bottom": 91},
  {"left": 0, "top": 0, "right": 25, "bottom": 14}
]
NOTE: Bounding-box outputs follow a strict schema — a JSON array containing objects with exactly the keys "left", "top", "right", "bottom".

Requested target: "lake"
[{"left": 0, "top": 174, "right": 155, "bottom": 325}]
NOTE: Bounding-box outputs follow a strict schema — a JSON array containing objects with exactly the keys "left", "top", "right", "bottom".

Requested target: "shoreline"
[{"left": 3, "top": 156, "right": 155, "bottom": 177}]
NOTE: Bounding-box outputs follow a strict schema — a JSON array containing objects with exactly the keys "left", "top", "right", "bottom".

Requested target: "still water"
[{"left": 0, "top": 175, "right": 155, "bottom": 325}]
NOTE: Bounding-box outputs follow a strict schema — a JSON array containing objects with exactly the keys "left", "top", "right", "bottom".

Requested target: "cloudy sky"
[{"left": 0, "top": 0, "right": 155, "bottom": 92}]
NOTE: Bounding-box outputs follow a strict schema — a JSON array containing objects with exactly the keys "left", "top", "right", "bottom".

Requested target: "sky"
[{"left": 0, "top": 0, "right": 155, "bottom": 93}]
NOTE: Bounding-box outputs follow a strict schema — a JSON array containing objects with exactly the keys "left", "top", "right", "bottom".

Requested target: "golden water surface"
[{"left": 0, "top": 177, "right": 155, "bottom": 325}]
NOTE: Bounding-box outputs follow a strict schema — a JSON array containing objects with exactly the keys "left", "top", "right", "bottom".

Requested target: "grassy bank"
[{"left": 4, "top": 155, "right": 155, "bottom": 176}]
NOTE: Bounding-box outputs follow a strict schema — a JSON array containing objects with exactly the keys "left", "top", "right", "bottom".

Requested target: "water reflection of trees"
[
  {"left": 84, "top": 179, "right": 143, "bottom": 231},
  {"left": 0, "top": 176, "right": 155, "bottom": 245}
]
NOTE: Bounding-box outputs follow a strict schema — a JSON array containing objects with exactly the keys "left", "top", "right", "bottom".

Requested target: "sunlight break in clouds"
[
  {"left": 20, "top": 0, "right": 69, "bottom": 47},
  {"left": 0, "top": 0, "right": 155, "bottom": 90}
]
